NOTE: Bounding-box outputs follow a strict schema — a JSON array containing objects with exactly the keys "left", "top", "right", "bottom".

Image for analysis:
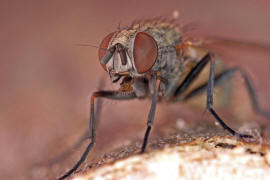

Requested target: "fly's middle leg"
[{"left": 141, "top": 73, "right": 159, "bottom": 153}]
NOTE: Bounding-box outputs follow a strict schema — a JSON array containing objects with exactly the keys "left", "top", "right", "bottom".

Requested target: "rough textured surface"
[
  {"left": 47, "top": 119, "right": 269, "bottom": 180},
  {"left": 72, "top": 136, "right": 270, "bottom": 180}
]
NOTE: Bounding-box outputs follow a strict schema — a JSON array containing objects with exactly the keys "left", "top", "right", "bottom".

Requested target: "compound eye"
[
  {"left": 98, "top": 32, "right": 115, "bottom": 71},
  {"left": 133, "top": 32, "right": 158, "bottom": 73}
]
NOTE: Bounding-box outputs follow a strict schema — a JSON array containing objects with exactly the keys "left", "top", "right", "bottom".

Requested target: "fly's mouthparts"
[{"left": 112, "top": 75, "right": 121, "bottom": 83}]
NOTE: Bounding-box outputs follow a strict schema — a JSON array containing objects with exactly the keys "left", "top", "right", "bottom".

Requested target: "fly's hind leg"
[
  {"left": 173, "top": 53, "right": 257, "bottom": 138},
  {"left": 181, "top": 65, "right": 270, "bottom": 137},
  {"left": 206, "top": 57, "right": 252, "bottom": 138},
  {"left": 183, "top": 67, "right": 270, "bottom": 119}
]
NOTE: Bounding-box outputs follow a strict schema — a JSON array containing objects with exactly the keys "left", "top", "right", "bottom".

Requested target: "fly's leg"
[
  {"left": 50, "top": 78, "right": 105, "bottom": 166},
  {"left": 237, "top": 68, "right": 270, "bottom": 118},
  {"left": 207, "top": 56, "right": 253, "bottom": 138},
  {"left": 58, "top": 91, "right": 137, "bottom": 180},
  {"left": 173, "top": 53, "right": 253, "bottom": 138},
  {"left": 174, "top": 54, "right": 211, "bottom": 96},
  {"left": 181, "top": 70, "right": 233, "bottom": 100},
  {"left": 50, "top": 131, "right": 88, "bottom": 166},
  {"left": 182, "top": 67, "right": 270, "bottom": 118},
  {"left": 141, "top": 73, "right": 159, "bottom": 153}
]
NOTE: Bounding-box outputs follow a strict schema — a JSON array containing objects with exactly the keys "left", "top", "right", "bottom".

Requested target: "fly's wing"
[
  {"left": 185, "top": 36, "right": 270, "bottom": 54},
  {"left": 177, "top": 35, "right": 270, "bottom": 109}
]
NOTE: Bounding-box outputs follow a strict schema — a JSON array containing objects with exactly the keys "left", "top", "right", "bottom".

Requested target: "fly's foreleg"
[
  {"left": 58, "top": 91, "right": 136, "bottom": 180},
  {"left": 50, "top": 77, "right": 106, "bottom": 166}
]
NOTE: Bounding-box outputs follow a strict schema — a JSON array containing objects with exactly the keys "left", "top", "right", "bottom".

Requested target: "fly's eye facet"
[
  {"left": 98, "top": 32, "right": 115, "bottom": 71},
  {"left": 133, "top": 32, "right": 158, "bottom": 73}
]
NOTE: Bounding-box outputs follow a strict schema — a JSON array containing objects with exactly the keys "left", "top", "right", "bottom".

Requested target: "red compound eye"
[
  {"left": 133, "top": 32, "right": 158, "bottom": 73},
  {"left": 98, "top": 32, "right": 115, "bottom": 71}
]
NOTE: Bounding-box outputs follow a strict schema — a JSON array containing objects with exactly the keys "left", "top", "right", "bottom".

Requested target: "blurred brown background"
[{"left": 1, "top": 0, "right": 270, "bottom": 179}]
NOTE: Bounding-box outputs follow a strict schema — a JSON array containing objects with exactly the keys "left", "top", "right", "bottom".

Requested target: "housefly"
[{"left": 58, "top": 18, "right": 270, "bottom": 179}]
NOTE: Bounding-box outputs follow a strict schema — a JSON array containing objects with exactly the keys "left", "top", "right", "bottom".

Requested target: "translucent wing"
[{"left": 186, "top": 35, "right": 270, "bottom": 53}]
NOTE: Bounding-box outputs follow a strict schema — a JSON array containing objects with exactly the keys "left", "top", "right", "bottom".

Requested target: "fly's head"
[{"left": 98, "top": 30, "right": 158, "bottom": 91}]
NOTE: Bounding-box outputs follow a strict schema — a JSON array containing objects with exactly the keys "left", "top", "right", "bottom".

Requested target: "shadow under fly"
[{"left": 57, "top": 18, "right": 270, "bottom": 179}]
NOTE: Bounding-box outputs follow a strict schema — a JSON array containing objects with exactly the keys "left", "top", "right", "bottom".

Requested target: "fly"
[{"left": 58, "top": 19, "right": 270, "bottom": 179}]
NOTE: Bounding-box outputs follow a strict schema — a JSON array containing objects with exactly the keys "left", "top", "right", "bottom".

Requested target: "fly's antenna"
[{"left": 76, "top": 43, "right": 108, "bottom": 52}]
